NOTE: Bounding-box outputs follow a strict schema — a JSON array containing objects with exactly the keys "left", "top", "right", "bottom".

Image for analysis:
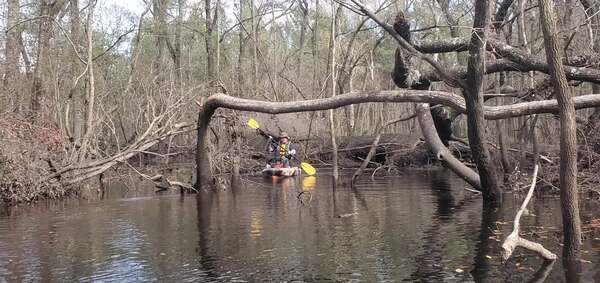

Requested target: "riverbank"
[
  {"left": 2, "top": 112, "right": 600, "bottom": 205},
  {"left": 0, "top": 115, "right": 74, "bottom": 205}
]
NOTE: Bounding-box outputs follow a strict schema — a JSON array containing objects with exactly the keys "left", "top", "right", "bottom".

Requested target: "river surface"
[{"left": 1, "top": 169, "right": 599, "bottom": 282}]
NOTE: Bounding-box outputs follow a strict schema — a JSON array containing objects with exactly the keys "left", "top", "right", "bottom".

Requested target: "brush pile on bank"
[
  {"left": 539, "top": 120, "right": 600, "bottom": 198},
  {"left": 508, "top": 121, "right": 600, "bottom": 199},
  {"left": 0, "top": 115, "right": 70, "bottom": 204}
]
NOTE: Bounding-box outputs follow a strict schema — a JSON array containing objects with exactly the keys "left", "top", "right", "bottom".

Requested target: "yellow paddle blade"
[
  {"left": 302, "top": 176, "right": 317, "bottom": 191},
  {"left": 247, "top": 119, "right": 260, "bottom": 129},
  {"left": 300, "top": 162, "right": 316, "bottom": 176}
]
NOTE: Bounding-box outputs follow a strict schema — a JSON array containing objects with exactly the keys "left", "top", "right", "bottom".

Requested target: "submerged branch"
[{"left": 501, "top": 165, "right": 557, "bottom": 261}]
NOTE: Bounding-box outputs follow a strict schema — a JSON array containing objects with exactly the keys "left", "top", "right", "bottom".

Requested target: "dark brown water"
[{"left": 1, "top": 169, "right": 599, "bottom": 282}]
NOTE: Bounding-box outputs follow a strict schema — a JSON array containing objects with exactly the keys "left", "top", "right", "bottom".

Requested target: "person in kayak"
[{"left": 264, "top": 131, "right": 297, "bottom": 168}]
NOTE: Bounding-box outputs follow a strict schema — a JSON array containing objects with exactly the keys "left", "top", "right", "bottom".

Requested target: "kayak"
[{"left": 261, "top": 167, "right": 300, "bottom": 178}]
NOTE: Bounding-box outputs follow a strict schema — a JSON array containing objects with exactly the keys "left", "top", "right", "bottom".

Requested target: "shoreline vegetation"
[{"left": 2, "top": 111, "right": 599, "bottom": 205}]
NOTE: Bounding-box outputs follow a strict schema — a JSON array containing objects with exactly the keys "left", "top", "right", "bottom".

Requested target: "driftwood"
[
  {"left": 337, "top": 212, "right": 358, "bottom": 218},
  {"left": 501, "top": 165, "right": 557, "bottom": 261},
  {"left": 121, "top": 157, "right": 197, "bottom": 193},
  {"left": 150, "top": 175, "right": 196, "bottom": 193},
  {"left": 123, "top": 159, "right": 196, "bottom": 193}
]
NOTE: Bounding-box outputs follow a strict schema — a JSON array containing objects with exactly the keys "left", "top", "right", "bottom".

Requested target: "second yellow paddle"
[{"left": 247, "top": 119, "right": 316, "bottom": 176}]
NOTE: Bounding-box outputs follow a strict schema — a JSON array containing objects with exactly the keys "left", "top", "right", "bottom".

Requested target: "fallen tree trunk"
[
  {"left": 149, "top": 175, "right": 196, "bottom": 193},
  {"left": 197, "top": 92, "right": 600, "bottom": 120},
  {"left": 318, "top": 134, "right": 416, "bottom": 162},
  {"left": 194, "top": 91, "right": 600, "bottom": 189}
]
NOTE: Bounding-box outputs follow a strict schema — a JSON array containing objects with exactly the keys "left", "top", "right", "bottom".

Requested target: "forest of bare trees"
[{"left": 1, "top": 0, "right": 600, "bottom": 266}]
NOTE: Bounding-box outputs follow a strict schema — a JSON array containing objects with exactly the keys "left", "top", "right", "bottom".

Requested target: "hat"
[{"left": 279, "top": 132, "right": 290, "bottom": 139}]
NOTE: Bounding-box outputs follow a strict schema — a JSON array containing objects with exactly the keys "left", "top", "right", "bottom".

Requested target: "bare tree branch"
[{"left": 501, "top": 165, "right": 558, "bottom": 261}]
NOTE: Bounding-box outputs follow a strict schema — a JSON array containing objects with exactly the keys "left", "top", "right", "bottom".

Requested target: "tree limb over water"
[
  {"left": 203, "top": 91, "right": 600, "bottom": 119},
  {"left": 194, "top": 91, "right": 600, "bottom": 188}
]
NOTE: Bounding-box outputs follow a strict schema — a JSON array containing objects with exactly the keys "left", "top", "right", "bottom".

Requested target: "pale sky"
[
  {"left": 99, "top": 0, "right": 236, "bottom": 26},
  {"left": 102, "top": 0, "right": 146, "bottom": 16}
]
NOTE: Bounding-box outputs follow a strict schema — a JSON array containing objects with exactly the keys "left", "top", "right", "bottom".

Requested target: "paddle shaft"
[{"left": 249, "top": 119, "right": 315, "bottom": 175}]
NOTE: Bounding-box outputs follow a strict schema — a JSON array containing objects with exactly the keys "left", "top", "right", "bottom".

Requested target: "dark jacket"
[{"left": 259, "top": 130, "right": 298, "bottom": 166}]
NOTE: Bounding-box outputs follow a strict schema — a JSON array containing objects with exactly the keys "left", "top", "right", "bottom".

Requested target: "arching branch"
[
  {"left": 194, "top": 91, "right": 600, "bottom": 189},
  {"left": 202, "top": 91, "right": 600, "bottom": 119}
]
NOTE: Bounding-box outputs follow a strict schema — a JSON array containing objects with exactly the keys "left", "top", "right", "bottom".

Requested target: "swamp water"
[{"left": 1, "top": 169, "right": 598, "bottom": 282}]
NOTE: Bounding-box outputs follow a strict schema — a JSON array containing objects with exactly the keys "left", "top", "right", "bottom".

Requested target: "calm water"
[{"left": 0, "top": 170, "right": 598, "bottom": 282}]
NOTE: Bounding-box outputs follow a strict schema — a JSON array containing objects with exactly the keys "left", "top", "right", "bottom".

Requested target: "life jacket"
[
  {"left": 279, "top": 143, "right": 287, "bottom": 160},
  {"left": 273, "top": 142, "right": 292, "bottom": 162}
]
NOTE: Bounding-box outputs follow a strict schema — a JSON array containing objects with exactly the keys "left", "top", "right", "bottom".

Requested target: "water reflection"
[
  {"left": 563, "top": 258, "right": 582, "bottom": 283},
  {"left": 302, "top": 176, "right": 316, "bottom": 191},
  {"left": 0, "top": 170, "right": 598, "bottom": 282},
  {"left": 529, "top": 260, "right": 555, "bottom": 283},
  {"left": 428, "top": 169, "right": 456, "bottom": 218},
  {"left": 471, "top": 206, "right": 501, "bottom": 282},
  {"left": 196, "top": 191, "right": 217, "bottom": 279},
  {"left": 410, "top": 170, "right": 478, "bottom": 281}
]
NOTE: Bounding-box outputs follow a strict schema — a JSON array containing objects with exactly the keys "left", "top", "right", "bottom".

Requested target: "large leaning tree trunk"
[
  {"left": 538, "top": 0, "right": 582, "bottom": 260},
  {"left": 388, "top": 14, "right": 480, "bottom": 188},
  {"left": 463, "top": 0, "right": 501, "bottom": 204},
  {"left": 391, "top": 14, "right": 458, "bottom": 147},
  {"left": 336, "top": 0, "right": 501, "bottom": 203},
  {"left": 194, "top": 91, "right": 600, "bottom": 189},
  {"left": 416, "top": 104, "right": 481, "bottom": 188}
]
